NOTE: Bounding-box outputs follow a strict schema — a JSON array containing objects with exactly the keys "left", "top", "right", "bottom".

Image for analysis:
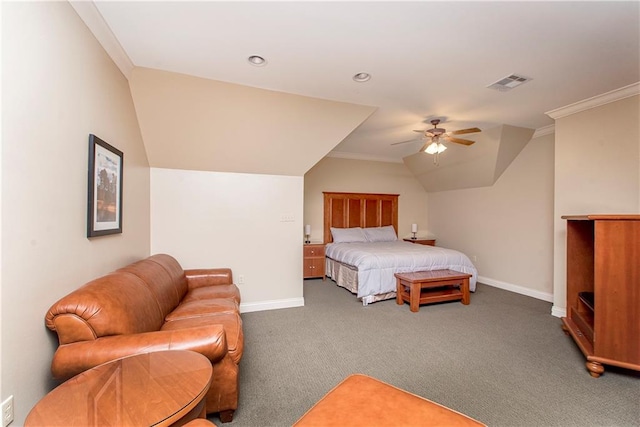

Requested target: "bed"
[{"left": 323, "top": 192, "right": 478, "bottom": 305}]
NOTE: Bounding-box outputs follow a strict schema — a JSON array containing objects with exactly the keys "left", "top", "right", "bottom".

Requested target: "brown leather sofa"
[{"left": 45, "top": 254, "right": 243, "bottom": 422}]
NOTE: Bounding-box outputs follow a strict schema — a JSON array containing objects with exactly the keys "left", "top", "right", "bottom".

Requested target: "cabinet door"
[
  {"left": 594, "top": 220, "right": 640, "bottom": 364},
  {"left": 304, "top": 258, "right": 325, "bottom": 278}
]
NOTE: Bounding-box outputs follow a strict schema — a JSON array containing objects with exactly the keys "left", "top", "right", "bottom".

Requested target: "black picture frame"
[{"left": 87, "top": 134, "right": 123, "bottom": 237}]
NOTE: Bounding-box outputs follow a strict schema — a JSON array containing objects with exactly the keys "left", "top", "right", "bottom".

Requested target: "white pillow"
[
  {"left": 363, "top": 225, "right": 398, "bottom": 242},
  {"left": 331, "top": 227, "right": 368, "bottom": 243}
]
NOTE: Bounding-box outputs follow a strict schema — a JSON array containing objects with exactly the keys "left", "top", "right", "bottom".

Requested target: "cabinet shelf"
[{"left": 578, "top": 291, "right": 594, "bottom": 313}]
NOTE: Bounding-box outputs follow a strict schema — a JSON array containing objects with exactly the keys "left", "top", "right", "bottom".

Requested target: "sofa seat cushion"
[
  {"left": 183, "top": 285, "right": 241, "bottom": 305},
  {"left": 165, "top": 298, "right": 239, "bottom": 322},
  {"left": 162, "top": 313, "right": 244, "bottom": 364}
]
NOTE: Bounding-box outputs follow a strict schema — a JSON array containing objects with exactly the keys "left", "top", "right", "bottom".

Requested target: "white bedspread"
[{"left": 325, "top": 241, "right": 477, "bottom": 299}]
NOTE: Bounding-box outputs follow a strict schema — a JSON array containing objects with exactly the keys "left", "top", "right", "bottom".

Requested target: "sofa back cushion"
[
  {"left": 118, "top": 258, "right": 183, "bottom": 319},
  {"left": 147, "top": 254, "right": 189, "bottom": 300},
  {"left": 45, "top": 272, "right": 164, "bottom": 344}
]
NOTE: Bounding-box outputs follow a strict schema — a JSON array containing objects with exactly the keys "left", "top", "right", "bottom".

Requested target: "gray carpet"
[{"left": 210, "top": 281, "right": 640, "bottom": 426}]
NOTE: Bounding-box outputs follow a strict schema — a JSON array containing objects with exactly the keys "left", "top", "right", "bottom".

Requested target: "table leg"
[
  {"left": 461, "top": 278, "right": 470, "bottom": 305},
  {"left": 396, "top": 278, "right": 403, "bottom": 305},
  {"left": 410, "top": 282, "right": 420, "bottom": 312}
]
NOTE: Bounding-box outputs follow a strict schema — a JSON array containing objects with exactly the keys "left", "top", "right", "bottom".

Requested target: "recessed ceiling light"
[
  {"left": 353, "top": 72, "right": 371, "bottom": 83},
  {"left": 248, "top": 55, "right": 267, "bottom": 66}
]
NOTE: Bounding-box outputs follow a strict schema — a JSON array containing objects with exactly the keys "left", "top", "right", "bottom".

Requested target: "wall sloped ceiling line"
[
  {"left": 128, "top": 67, "right": 377, "bottom": 176},
  {"left": 493, "top": 126, "right": 535, "bottom": 181},
  {"left": 402, "top": 124, "right": 534, "bottom": 192}
]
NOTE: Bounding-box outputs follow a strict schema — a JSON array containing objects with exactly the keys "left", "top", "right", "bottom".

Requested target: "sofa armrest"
[
  {"left": 185, "top": 268, "right": 233, "bottom": 289},
  {"left": 50, "top": 324, "right": 227, "bottom": 382}
]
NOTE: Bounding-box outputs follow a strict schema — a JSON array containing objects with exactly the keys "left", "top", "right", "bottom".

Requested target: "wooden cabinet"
[
  {"left": 403, "top": 238, "right": 436, "bottom": 246},
  {"left": 561, "top": 215, "right": 640, "bottom": 377},
  {"left": 303, "top": 244, "right": 325, "bottom": 280}
]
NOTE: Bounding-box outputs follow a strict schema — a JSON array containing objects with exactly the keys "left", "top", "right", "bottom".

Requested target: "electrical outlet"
[
  {"left": 2, "top": 395, "right": 14, "bottom": 427},
  {"left": 238, "top": 275, "right": 245, "bottom": 285}
]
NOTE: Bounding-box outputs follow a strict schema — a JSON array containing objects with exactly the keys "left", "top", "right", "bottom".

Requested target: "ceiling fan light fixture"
[
  {"left": 352, "top": 72, "right": 371, "bottom": 83},
  {"left": 248, "top": 55, "right": 267, "bottom": 66},
  {"left": 424, "top": 141, "right": 439, "bottom": 154}
]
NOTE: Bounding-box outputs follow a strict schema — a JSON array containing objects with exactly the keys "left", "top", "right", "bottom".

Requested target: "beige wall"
[
  {"left": 304, "top": 157, "right": 429, "bottom": 242},
  {"left": 428, "top": 134, "right": 555, "bottom": 301},
  {"left": 552, "top": 94, "right": 639, "bottom": 316},
  {"left": 1, "top": 2, "right": 150, "bottom": 424},
  {"left": 129, "top": 67, "right": 376, "bottom": 176},
  {"left": 150, "top": 168, "right": 304, "bottom": 311}
]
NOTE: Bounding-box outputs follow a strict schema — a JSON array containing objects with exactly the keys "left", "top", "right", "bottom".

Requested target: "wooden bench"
[
  {"left": 395, "top": 269, "right": 472, "bottom": 312},
  {"left": 294, "top": 374, "right": 484, "bottom": 426}
]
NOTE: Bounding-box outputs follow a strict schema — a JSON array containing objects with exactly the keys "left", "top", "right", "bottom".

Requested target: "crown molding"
[
  {"left": 69, "top": 1, "right": 134, "bottom": 79},
  {"left": 532, "top": 124, "right": 555, "bottom": 139},
  {"left": 545, "top": 82, "right": 639, "bottom": 119}
]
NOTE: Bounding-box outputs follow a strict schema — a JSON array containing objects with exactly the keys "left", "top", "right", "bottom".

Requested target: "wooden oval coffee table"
[{"left": 25, "top": 350, "right": 212, "bottom": 426}]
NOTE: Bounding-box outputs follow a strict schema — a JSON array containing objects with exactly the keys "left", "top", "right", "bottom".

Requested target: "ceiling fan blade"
[
  {"left": 391, "top": 138, "right": 420, "bottom": 146},
  {"left": 418, "top": 142, "right": 429, "bottom": 153},
  {"left": 450, "top": 127, "right": 481, "bottom": 135},
  {"left": 445, "top": 136, "right": 475, "bottom": 146}
]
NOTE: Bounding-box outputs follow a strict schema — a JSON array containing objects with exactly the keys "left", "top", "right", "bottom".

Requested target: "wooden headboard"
[{"left": 323, "top": 192, "right": 399, "bottom": 244}]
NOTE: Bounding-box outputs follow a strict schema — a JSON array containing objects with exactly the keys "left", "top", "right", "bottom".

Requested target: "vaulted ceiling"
[{"left": 73, "top": 1, "right": 639, "bottom": 188}]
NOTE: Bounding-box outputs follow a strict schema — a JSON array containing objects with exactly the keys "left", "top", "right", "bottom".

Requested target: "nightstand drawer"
[{"left": 304, "top": 245, "right": 325, "bottom": 258}]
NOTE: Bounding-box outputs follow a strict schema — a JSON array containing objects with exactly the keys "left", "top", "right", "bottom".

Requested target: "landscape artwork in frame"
[{"left": 87, "top": 134, "right": 123, "bottom": 237}]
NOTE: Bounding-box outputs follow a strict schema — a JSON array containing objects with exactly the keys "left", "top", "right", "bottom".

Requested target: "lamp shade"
[
  {"left": 425, "top": 142, "right": 439, "bottom": 154},
  {"left": 305, "top": 225, "right": 311, "bottom": 235},
  {"left": 411, "top": 224, "right": 418, "bottom": 233}
]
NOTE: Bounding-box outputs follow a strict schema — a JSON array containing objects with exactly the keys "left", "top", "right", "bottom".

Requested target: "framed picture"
[{"left": 87, "top": 134, "right": 123, "bottom": 237}]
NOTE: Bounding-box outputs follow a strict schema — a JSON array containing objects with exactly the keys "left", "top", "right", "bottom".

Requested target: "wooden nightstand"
[
  {"left": 303, "top": 243, "right": 325, "bottom": 280},
  {"left": 403, "top": 238, "right": 436, "bottom": 246}
]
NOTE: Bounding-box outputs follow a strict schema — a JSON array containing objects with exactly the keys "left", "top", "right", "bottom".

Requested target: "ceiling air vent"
[{"left": 487, "top": 74, "right": 532, "bottom": 92}]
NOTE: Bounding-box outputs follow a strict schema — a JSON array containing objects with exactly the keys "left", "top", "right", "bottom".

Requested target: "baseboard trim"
[
  {"left": 478, "top": 276, "right": 553, "bottom": 303},
  {"left": 551, "top": 305, "right": 566, "bottom": 318},
  {"left": 240, "top": 297, "right": 305, "bottom": 313}
]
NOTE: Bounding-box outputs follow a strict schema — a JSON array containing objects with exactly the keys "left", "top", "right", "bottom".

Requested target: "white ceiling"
[{"left": 84, "top": 1, "right": 639, "bottom": 163}]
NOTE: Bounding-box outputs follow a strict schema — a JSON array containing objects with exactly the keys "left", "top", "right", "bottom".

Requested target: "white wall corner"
[
  {"left": 478, "top": 276, "right": 554, "bottom": 303},
  {"left": 240, "top": 297, "right": 305, "bottom": 313},
  {"left": 69, "top": 1, "right": 134, "bottom": 79}
]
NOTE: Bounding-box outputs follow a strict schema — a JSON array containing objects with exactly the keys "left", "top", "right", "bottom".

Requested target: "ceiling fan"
[{"left": 392, "top": 119, "right": 481, "bottom": 160}]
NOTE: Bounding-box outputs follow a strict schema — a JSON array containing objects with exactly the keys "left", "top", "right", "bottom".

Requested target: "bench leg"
[
  {"left": 410, "top": 282, "right": 420, "bottom": 312},
  {"left": 396, "top": 278, "right": 403, "bottom": 305},
  {"left": 461, "top": 278, "right": 470, "bottom": 305}
]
